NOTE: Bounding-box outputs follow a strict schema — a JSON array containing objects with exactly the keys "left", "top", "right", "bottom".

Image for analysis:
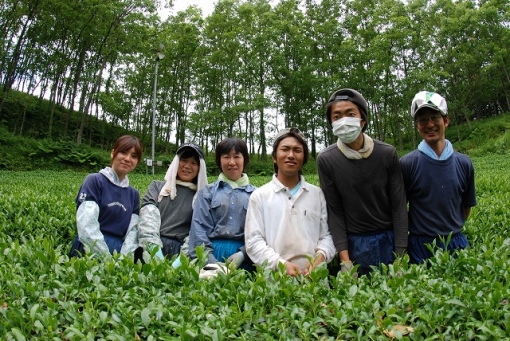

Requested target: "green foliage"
[
  {"left": 0, "top": 127, "right": 108, "bottom": 172},
  {"left": 1, "top": 152, "right": 510, "bottom": 339},
  {"left": 450, "top": 113, "right": 510, "bottom": 156}
]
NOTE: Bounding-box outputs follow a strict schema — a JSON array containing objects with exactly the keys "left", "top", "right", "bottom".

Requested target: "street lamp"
[{"left": 151, "top": 43, "right": 165, "bottom": 175}]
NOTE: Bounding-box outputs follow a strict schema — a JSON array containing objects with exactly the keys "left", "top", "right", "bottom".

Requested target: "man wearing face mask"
[{"left": 317, "top": 88, "right": 408, "bottom": 276}]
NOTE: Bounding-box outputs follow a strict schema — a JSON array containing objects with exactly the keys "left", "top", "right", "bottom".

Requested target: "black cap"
[
  {"left": 176, "top": 143, "right": 205, "bottom": 159},
  {"left": 325, "top": 88, "right": 369, "bottom": 132}
]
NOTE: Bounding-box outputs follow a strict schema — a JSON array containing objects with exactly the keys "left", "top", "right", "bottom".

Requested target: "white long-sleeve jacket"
[{"left": 245, "top": 175, "right": 336, "bottom": 271}]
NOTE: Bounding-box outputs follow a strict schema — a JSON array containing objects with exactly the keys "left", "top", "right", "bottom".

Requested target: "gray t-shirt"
[{"left": 140, "top": 180, "right": 196, "bottom": 242}]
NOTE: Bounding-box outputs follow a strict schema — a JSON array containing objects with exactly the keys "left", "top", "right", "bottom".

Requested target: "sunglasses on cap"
[
  {"left": 274, "top": 127, "right": 305, "bottom": 141},
  {"left": 328, "top": 90, "right": 356, "bottom": 104}
]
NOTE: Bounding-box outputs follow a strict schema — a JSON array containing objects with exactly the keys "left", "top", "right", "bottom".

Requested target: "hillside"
[{"left": 1, "top": 90, "right": 509, "bottom": 174}]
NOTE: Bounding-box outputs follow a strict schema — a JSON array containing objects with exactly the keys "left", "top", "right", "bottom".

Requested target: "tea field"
[{"left": 0, "top": 153, "right": 509, "bottom": 340}]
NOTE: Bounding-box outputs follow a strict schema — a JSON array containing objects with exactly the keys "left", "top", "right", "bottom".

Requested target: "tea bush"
[{"left": 0, "top": 153, "right": 509, "bottom": 339}]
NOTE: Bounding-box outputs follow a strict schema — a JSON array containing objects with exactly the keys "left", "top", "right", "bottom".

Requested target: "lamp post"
[{"left": 151, "top": 44, "right": 165, "bottom": 175}]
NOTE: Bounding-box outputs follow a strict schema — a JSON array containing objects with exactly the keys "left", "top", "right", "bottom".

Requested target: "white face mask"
[{"left": 332, "top": 117, "right": 362, "bottom": 144}]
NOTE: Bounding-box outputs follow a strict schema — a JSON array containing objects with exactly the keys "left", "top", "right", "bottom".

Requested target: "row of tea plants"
[{"left": 1, "top": 153, "right": 509, "bottom": 340}]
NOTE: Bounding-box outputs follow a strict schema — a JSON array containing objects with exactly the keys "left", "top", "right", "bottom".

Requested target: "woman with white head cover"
[{"left": 136, "top": 143, "right": 208, "bottom": 261}]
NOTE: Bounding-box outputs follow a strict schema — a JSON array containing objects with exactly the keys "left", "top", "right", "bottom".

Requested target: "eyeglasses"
[{"left": 416, "top": 115, "right": 443, "bottom": 125}]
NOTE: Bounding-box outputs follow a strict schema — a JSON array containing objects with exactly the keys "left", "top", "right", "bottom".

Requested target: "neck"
[
  {"left": 428, "top": 139, "right": 446, "bottom": 158},
  {"left": 346, "top": 133, "right": 364, "bottom": 151},
  {"left": 276, "top": 173, "right": 300, "bottom": 189},
  {"left": 113, "top": 170, "right": 125, "bottom": 181}
]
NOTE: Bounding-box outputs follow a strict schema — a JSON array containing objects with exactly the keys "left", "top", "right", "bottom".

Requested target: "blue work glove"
[
  {"left": 149, "top": 243, "right": 164, "bottom": 260},
  {"left": 155, "top": 248, "right": 164, "bottom": 260},
  {"left": 227, "top": 251, "right": 245, "bottom": 269},
  {"left": 171, "top": 255, "right": 182, "bottom": 269}
]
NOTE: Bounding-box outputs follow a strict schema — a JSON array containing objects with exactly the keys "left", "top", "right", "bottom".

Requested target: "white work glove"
[
  {"left": 227, "top": 251, "right": 244, "bottom": 269},
  {"left": 199, "top": 263, "right": 228, "bottom": 279}
]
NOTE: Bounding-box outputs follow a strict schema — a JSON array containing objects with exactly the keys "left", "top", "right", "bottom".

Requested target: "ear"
[
  {"left": 110, "top": 149, "right": 115, "bottom": 159},
  {"left": 443, "top": 116, "right": 450, "bottom": 128}
]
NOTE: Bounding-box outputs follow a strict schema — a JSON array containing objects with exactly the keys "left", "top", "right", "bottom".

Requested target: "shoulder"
[
  {"left": 83, "top": 172, "right": 103, "bottom": 182},
  {"left": 452, "top": 151, "right": 474, "bottom": 169},
  {"left": 128, "top": 185, "right": 140, "bottom": 197},
  {"left": 400, "top": 150, "right": 421, "bottom": 163},
  {"left": 146, "top": 180, "right": 164, "bottom": 192},
  {"left": 252, "top": 181, "right": 273, "bottom": 195},
  {"left": 318, "top": 144, "right": 338, "bottom": 158},
  {"left": 245, "top": 184, "right": 257, "bottom": 193},
  {"left": 452, "top": 151, "right": 473, "bottom": 163},
  {"left": 199, "top": 182, "right": 218, "bottom": 198},
  {"left": 373, "top": 139, "right": 398, "bottom": 153},
  {"left": 317, "top": 144, "right": 340, "bottom": 168},
  {"left": 81, "top": 172, "right": 106, "bottom": 187},
  {"left": 306, "top": 180, "right": 325, "bottom": 195}
]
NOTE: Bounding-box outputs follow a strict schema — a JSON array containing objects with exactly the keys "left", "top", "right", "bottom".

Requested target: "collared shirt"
[
  {"left": 245, "top": 175, "right": 336, "bottom": 271},
  {"left": 188, "top": 180, "right": 256, "bottom": 261}
]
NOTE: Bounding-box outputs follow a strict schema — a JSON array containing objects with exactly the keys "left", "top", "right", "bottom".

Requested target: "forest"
[{"left": 0, "top": 0, "right": 509, "bottom": 161}]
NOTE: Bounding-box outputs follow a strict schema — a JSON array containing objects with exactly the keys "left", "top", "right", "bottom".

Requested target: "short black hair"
[
  {"left": 215, "top": 138, "right": 250, "bottom": 172},
  {"left": 271, "top": 128, "right": 308, "bottom": 175}
]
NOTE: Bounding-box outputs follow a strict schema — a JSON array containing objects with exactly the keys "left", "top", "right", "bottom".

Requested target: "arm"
[
  {"left": 137, "top": 181, "right": 164, "bottom": 249},
  {"left": 76, "top": 201, "right": 111, "bottom": 258},
  {"left": 464, "top": 207, "right": 471, "bottom": 220},
  {"left": 244, "top": 194, "right": 287, "bottom": 270},
  {"left": 120, "top": 213, "right": 139, "bottom": 255},
  {"left": 389, "top": 150, "right": 408, "bottom": 255},
  {"left": 463, "top": 159, "right": 477, "bottom": 221},
  {"left": 188, "top": 186, "right": 217, "bottom": 263},
  {"left": 314, "top": 189, "right": 337, "bottom": 263},
  {"left": 317, "top": 154, "right": 349, "bottom": 257}
]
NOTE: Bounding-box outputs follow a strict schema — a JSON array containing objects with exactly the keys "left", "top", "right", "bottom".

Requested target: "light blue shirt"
[{"left": 189, "top": 180, "right": 256, "bottom": 262}]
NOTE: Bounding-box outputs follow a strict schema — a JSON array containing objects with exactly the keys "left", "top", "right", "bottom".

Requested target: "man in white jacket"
[{"left": 245, "top": 128, "right": 336, "bottom": 276}]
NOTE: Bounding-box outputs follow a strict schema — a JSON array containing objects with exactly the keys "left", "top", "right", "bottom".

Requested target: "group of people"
[{"left": 69, "top": 88, "right": 477, "bottom": 277}]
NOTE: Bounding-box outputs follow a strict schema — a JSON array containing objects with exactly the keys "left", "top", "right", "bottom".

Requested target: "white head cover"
[{"left": 157, "top": 144, "right": 208, "bottom": 207}]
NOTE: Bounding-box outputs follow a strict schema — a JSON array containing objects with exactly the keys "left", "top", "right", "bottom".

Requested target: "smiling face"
[
  {"left": 273, "top": 136, "right": 304, "bottom": 181},
  {"left": 177, "top": 156, "right": 199, "bottom": 182},
  {"left": 110, "top": 146, "right": 139, "bottom": 180},
  {"left": 416, "top": 107, "right": 449, "bottom": 146},
  {"left": 220, "top": 149, "right": 244, "bottom": 181}
]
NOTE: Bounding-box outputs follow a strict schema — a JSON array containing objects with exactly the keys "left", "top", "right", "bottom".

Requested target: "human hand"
[
  {"left": 340, "top": 261, "right": 357, "bottom": 278},
  {"left": 306, "top": 253, "right": 325, "bottom": 274},
  {"left": 285, "top": 261, "right": 305, "bottom": 277},
  {"left": 227, "top": 251, "right": 244, "bottom": 270}
]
